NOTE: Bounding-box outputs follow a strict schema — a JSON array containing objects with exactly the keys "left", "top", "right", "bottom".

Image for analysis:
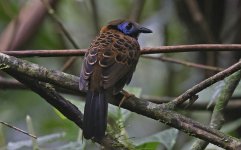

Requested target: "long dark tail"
[{"left": 83, "top": 89, "right": 108, "bottom": 140}]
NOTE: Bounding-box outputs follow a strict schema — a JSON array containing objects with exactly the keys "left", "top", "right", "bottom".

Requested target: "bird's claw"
[{"left": 118, "top": 90, "right": 134, "bottom": 108}]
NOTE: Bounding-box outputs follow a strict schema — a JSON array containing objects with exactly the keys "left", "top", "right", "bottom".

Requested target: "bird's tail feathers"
[{"left": 83, "top": 89, "right": 108, "bottom": 140}]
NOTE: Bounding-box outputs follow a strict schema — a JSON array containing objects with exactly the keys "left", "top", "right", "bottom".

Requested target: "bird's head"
[{"left": 101, "top": 19, "right": 152, "bottom": 39}]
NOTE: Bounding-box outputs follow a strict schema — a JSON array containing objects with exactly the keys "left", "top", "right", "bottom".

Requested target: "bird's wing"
[
  {"left": 100, "top": 36, "right": 140, "bottom": 93},
  {"left": 79, "top": 47, "right": 98, "bottom": 91},
  {"left": 79, "top": 32, "right": 140, "bottom": 93}
]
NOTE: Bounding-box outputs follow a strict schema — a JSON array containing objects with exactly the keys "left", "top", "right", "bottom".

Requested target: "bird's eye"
[{"left": 126, "top": 23, "right": 133, "bottom": 30}]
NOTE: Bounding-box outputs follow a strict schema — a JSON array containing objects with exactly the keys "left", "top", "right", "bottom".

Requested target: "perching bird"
[{"left": 79, "top": 19, "right": 152, "bottom": 140}]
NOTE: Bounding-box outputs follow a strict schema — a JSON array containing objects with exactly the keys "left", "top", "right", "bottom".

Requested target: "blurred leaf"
[
  {"left": 54, "top": 109, "right": 67, "bottom": 120},
  {"left": 221, "top": 118, "right": 241, "bottom": 134},
  {"left": 7, "top": 132, "right": 65, "bottom": 150},
  {"left": 233, "top": 80, "right": 241, "bottom": 96},
  {"left": 109, "top": 104, "right": 132, "bottom": 121},
  {"left": 0, "top": 124, "right": 6, "bottom": 148},
  {"left": 133, "top": 128, "right": 179, "bottom": 150},
  {"left": 53, "top": 141, "right": 84, "bottom": 150},
  {"left": 136, "top": 142, "right": 160, "bottom": 150},
  {"left": 207, "top": 81, "right": 225, "bottom": 108},
  {"left": 26, "top": 115, "right": 39, "bottom": 150},
  {"left": 108, "top": 105, "right": 134, "bottom": 148},
  {"left": 76, "top": 129, "right": 82, "bottom": 142}
]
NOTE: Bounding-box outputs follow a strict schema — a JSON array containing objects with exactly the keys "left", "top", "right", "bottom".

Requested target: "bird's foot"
[{"left": 118, "top": 90, "right": 134, "bottom": 108}]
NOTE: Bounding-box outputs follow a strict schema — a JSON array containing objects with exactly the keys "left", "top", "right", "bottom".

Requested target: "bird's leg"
[{"left": 118, "top": 90, "right": 134, "bottom": 107}]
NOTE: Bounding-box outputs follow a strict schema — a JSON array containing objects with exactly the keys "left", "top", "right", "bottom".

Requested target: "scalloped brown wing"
[
  {"left": 79, "top": 47, "right": 98, "bottom": 91},
  {"left": 100, "top": 31, "right": 140, "bottom": 94},
  {"left": 79, "top": 30, "right": 140, "bottom": 94}
]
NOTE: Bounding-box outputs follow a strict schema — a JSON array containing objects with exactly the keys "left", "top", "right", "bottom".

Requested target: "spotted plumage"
[{"left": 79, "top": 19, "right": 152, "bottom": 140}]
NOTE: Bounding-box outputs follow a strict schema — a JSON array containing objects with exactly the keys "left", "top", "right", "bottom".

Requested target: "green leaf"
[
  {"left": 0, "top": 124, "right": 6, "bottom": 148},
  {"left": 26, "top": 115, "right": 39, "bottom": 150},
  {"left": 54, "top": 141, "right": 84, "bottom": 150},
  {"left": 7, "top": 132, "right": 65, "bottom": 150},
  {"left": 54, "top": 109, "right": 67, "bottom": 120},
  {"left": 133, "top": 128, "right": 179, "bottom": 150},
  {"left": 135, "top": 142, "right": 160, "bottom": 150},
  {"left": 222, "top": 118, "right": 241, "bottom": 134}
]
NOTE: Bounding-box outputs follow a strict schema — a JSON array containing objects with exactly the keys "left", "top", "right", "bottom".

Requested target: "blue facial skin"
[{"left": 117, "top": 22, "right": 138, "bottom": 37}]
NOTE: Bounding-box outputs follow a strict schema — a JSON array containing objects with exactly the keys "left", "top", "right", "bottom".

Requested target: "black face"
[{"left": 116, "top": 21, "right": 152, "bottom": 38}]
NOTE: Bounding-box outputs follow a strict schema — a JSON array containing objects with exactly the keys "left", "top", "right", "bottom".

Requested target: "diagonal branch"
[
  {"left": 4, "top": 70, "right": 129, "bottom": 150},
  {"left": 1, "top": 53, "right": 241, "bottom": 149},
  {"left": 191, "top": 70, "right": 241, "bottom": 150},
  {"left": 0, "top": 121, "right": 36, "bottom": 139},
  {"left": 165, "top": 60, "right": 241, "bottom": 109}
]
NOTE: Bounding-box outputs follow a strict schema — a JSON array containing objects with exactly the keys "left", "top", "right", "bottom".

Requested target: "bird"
[{"left": 79, "top": 19, "right": 152, "bottom": 140}]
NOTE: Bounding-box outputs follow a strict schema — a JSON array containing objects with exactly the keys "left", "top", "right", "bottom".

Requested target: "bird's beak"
[{"left": 138, "top": 26, "right": 152, "bottom": 33}]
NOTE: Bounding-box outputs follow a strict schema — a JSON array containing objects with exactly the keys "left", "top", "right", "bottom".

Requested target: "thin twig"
[
  {"left": 185, "top": 0, "right": 215, "bottom": 43},
  {"left": 41, "top": 0, "right": 79, "bottom": 49},
  {"left": 2, "top": 44, "right": 241, "bottom": 57},
  {"left": 0, "top": 121, "right": 37, "bottom": 139},
  {"left": 142, "top": 95, "right": 241, "bottom": 111},
  {"left": 142, "top": 55, "right": 223, "bottom": 72},
  {"left": 41, "top": 0, "right": 80, "bottom": 72},
  {"left": 165, "top": 60, "right": 241, "bottom": 109}
]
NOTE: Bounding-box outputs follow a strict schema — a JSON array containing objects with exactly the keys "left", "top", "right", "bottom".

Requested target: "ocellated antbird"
[{"left": 79, "top": 19, "right": 152, "bottom": 140}]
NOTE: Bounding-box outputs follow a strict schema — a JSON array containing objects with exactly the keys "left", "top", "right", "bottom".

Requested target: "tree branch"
[
  {"left": 1, "top": 53, "right": 241, "bottom": 149},
  {"left": 165, "top": 60, "right": 241, "bottom": 109},
  {"left": 2, "top": 44, "right": 241, "bottom": 57},
  {"left": 4, "top": 70, "right": 129, "bottom": 150},
  {"left": 141, "top": 95, "right": 241, "bottom": 111}
]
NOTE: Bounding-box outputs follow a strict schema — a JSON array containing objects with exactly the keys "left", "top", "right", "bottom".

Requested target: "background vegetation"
[{"left": 0, "top": 0, "right": 241, "bottom": 149}]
